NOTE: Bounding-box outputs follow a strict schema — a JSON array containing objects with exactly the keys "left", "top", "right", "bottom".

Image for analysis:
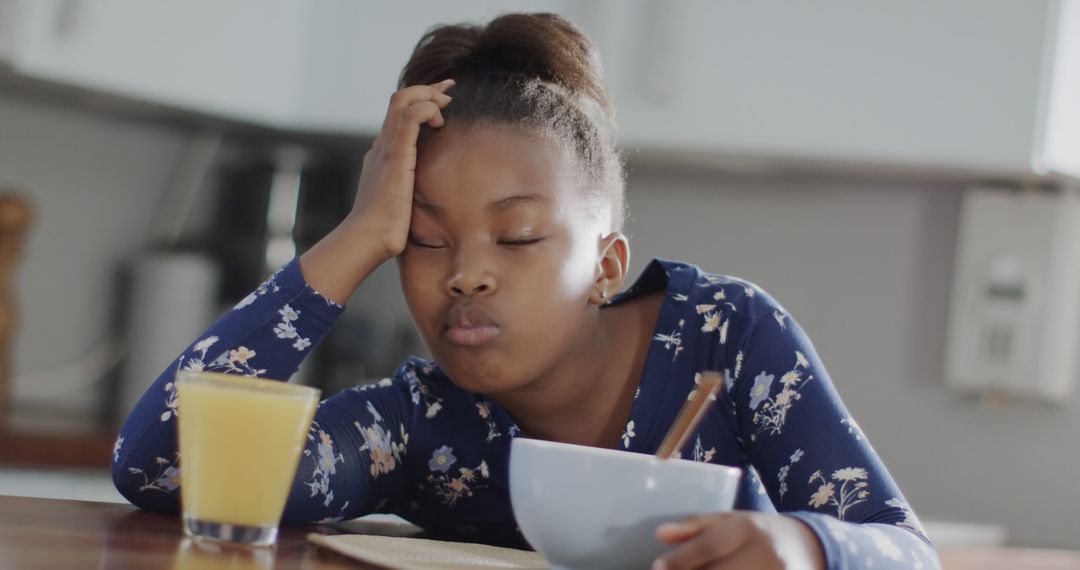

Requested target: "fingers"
[
  {"left": 655, "top": 517, "right": 707, "bottom": 544},
  {"left": 653, "top": 514, "right": 750, "bottom": 570},
  {"left": 386, "top": 79, "right": 455, "bottom": 112},
  {"left": 380, "top": 79, "right": 455, "bottom": 135},
  {"left": 377, "top": 101, "right": 441, "bottom": 162},
  {"left": 372, "top": 79, "right": 454, "bottom": 165}
]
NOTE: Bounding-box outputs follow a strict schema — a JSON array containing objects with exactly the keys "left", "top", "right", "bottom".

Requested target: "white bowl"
[{"left": 509, "top": 438, "right": 742, "bottom": 570}]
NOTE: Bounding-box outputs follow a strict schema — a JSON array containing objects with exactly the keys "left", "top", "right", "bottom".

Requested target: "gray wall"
[
  {"left": 622, "top": 167, "right": 1078, "bottom": 550},
  {"left": 0, "top": 91, "right": 188, "bottom": 414},
  {"left": 1, "top": 89, "right": 1075, "bottom": 549}
]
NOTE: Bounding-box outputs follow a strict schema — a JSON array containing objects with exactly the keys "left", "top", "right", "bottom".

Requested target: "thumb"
[{"left": 655, "top": 517, "right": 707, "bottom": 544}]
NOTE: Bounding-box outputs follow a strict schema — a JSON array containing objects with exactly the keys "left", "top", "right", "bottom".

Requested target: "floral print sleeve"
[
  {"left": 111, "top": 258, "right": 414, "bottom": 522},
  {"left": 730, "top": 295, "right": 939, "bottom": 569},
  {"left": 281, "top": 362, "right": 418, "bottom": 523}
]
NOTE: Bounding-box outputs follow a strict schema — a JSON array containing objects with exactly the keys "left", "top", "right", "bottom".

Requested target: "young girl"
[{"left": 114, "top": 13, "right": 939, "bottom": 570}]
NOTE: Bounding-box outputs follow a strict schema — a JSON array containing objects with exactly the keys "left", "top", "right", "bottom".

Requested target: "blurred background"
[{"left": 0, "top": 0, "right": 1077, "bottom": 554}]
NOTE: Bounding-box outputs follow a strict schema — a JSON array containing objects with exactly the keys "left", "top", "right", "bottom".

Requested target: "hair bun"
[{"left": 400, "top": 13, "right": 613, "bottom": 120}]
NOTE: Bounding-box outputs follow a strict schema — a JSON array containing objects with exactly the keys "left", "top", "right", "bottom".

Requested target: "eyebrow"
[
  {"left": 490, "top": 193, "right": 544, "bottom": 213},
  {"left": 413, "top": 193, "right": 545, "bottom": 216},
  {"left": 412, "top": 195, "right": 442, "bottom": 215}
]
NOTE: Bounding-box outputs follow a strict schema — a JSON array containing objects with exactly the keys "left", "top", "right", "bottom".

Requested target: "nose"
[{"left": 445, "top": 253, "right": 496, "bottom": 298}]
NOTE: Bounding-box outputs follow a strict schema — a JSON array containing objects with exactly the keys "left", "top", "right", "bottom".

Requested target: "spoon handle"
[{"left": 655, "top": 371, "right": 725, "bottom": 460}]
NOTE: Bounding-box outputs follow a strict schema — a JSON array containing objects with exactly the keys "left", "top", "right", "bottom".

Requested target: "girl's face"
[{"left": 398, "top": 125, "right": 609, "bottom": 395}]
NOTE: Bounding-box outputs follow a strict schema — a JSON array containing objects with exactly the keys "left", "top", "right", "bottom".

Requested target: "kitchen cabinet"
[
  {"left": 2, "top": 1, "right": 1077, "bottom": 179},
  {"left": 574, "top": 0, "right": 1080, "bottom": 178},
  {"left": 0, "top": 0, "right": 565, "bottom": 133},
  {"left": 0, "top": 1, "right": 16, "bottom": 61},
  {"left": 0, "top": 0, "right": 305, "bottom": 125},
  {"left": 287, "top": 0, "right": 567, "bottom": 134}
]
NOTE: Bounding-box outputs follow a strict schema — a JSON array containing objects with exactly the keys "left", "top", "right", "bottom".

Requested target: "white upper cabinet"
[
  {"left": 286, "top": 0, "right": 567, "bottom": 135},
  {"left": 1038, "top": 0, "right": 1080, "bottom": 179},
  {"left": 2, "top": 0, "right": 305, "bottom": 125},
  {"left": 2, "top": 1, "right": 1077, "bottom": 178},
  {"left": 575, "top": 0, "right": 1080, "bottom": 178},
  {"left": 0, "top": 1, "right": 16, "bottom": 61},
  {"left": 0, "top": 0, "right": 566, "bottom": 133}
]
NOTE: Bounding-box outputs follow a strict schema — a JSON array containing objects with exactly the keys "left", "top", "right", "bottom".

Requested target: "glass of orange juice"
[{"left": 176, "top": 370, "right": 319, "bottom": 546}]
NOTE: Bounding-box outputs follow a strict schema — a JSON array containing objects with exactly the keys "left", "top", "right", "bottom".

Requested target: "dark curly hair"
[{"left": 399, "top": 12, "right": 626, "bottom": 230}]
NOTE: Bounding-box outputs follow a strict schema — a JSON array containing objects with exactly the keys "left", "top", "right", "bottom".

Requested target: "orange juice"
[{"left": 176, "top": 370, "right": 318, "bottom": 541}]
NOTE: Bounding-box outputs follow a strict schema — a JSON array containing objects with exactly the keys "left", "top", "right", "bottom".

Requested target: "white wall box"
[{"left": 944, "top": 185, "right": 1080, "bottom": 403}]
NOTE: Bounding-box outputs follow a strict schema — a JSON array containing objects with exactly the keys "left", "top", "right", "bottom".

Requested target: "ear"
[{"left": 591, "top": 232, "right": 630, "bottom": 305}]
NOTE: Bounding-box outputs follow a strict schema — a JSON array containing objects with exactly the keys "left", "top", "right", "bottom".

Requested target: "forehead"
[{"left": 414, "top": 125, "right": 581, "bottom": 208}]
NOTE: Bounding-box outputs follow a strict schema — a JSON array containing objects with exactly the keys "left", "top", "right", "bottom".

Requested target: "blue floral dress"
[{"left": 112, "top": 257, "right": 940, "bottom": 569}]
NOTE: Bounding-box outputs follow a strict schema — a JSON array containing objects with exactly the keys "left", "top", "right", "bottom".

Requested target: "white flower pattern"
[
  {"left": 684, "top": 435, "right": 716, "bottom": 463},
  {"left": 808, "top": 466, "right": 871, "bottom": 520},
  {"left": 128, "top": 452, "right": 181, "bottom": 493},
  {"left": 475, "top": 401, "right": 504, "bottom": 443},
  {"left": 653, "top": 317, "right": 686, "bottom": 361},
  {"left": 885, "top": 498, "right": 930, "bottom": 542},
  {"left": 354, "top": 401, "right": 407, "bottom": 478},
  {"left": 621, "top": 420, "right": 636, "bottom": 448},
  {"left": 231, "top": 266, "right": 284, "bottom": 310},
  {"left": 750, "top": 351, "right": 815, "bottom": 441},
  {"left": 777, "top": 447, "right": 804, "bottom": 499},
  {"left": 303, "top": 423, "right": 345, "bottom": 507},
  {"left": 842, "top": 416, "right": 866, "bottom": 441},
  {"left": 422, "top": 446, "right": 490, "bottom": 508},
  {"left": 273, "top": 304, "right": 311, "bottom": 351}
]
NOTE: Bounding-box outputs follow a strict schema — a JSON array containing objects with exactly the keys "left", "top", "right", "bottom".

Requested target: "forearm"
[
  {"left": 788, "top": 514, "right": 939, "bottom": 570},
  {"left": 726, "top": 295, "right": 938, "bottom": 568},
  {"left": 299, "top": 216, "right": 393, "bottom": 306},
  {"left": 111, "top": 260, "right": 344, "bottom": 513},
  {"left": 282, "top": 369, "right": 416, "bottom": 524}
]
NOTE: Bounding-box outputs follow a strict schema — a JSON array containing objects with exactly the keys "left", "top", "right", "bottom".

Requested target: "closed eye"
[
  {"left": 408, "top": 237, "right": 446, "bottom": 249},
  {"left": 499, "top": 237, "right": 545, "bottom": 247}
]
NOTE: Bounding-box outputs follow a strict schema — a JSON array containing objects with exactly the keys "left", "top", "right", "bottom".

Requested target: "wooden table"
[
  {"left": 939, "top": 547, "right": 1080, "bottom": 570},
  {"left": 0, "top": 494, "right": 379, "bottom": 569},
  {"left": 7, "top": 494, "right": 1080, "bottom": 569}
]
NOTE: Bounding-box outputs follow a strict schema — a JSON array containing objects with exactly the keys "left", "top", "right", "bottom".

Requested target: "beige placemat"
[{"left": 308, "top": 533, "right": 550, "bottom": 570}]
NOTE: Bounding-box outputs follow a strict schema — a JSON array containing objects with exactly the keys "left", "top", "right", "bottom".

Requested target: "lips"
[{"left": 443, "top": 303, "right": 502, "bottom": 347}]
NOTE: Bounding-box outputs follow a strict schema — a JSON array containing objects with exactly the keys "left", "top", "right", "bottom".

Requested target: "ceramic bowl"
[{"left": 509, "top": 437, "right": 742, "bottom": 570}]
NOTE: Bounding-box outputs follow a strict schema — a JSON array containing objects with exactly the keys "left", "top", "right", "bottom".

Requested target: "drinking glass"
[{"left": 176, "top": 370, "right": 319, "bottom": 546}]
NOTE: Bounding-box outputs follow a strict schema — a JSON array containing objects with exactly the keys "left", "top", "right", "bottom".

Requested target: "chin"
[{"left": 435, "top": 349, "right": 519, "bottom": 394}]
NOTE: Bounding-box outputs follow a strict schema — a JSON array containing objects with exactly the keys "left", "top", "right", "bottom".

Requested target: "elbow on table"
[{"left": 111, "top": 456, "right": 181, "bottom": 516}]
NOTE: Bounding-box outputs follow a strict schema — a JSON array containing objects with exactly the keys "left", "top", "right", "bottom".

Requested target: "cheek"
[
  {"left": 551, "top": 228, "right": 601, "bottom": 300},
  {"left": 505, "top": 243, "right": 596, "bottom": 353}
]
